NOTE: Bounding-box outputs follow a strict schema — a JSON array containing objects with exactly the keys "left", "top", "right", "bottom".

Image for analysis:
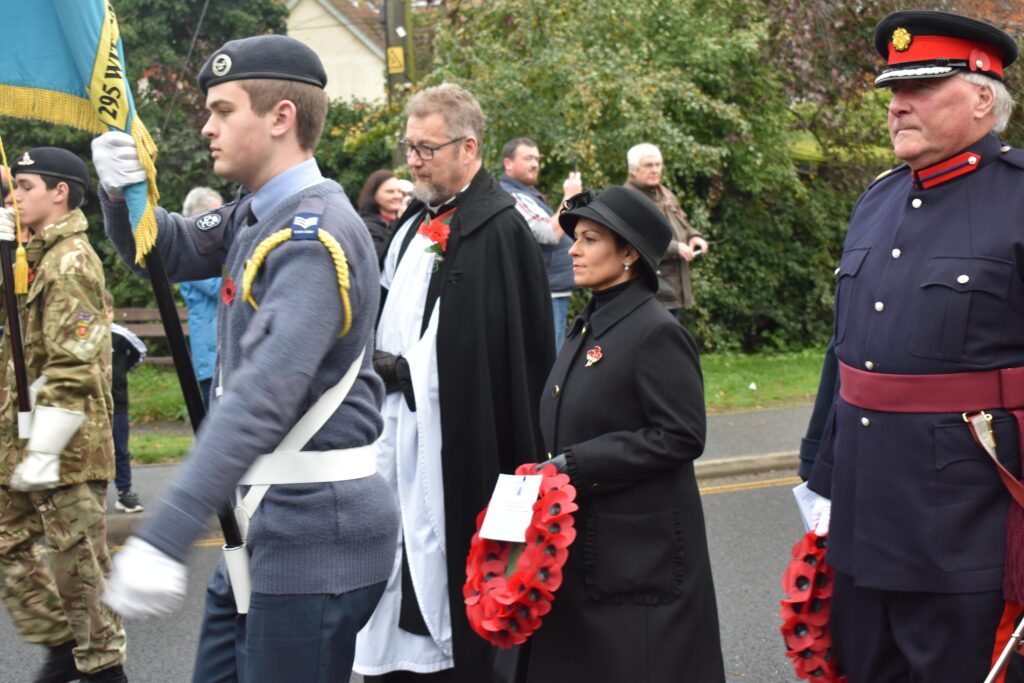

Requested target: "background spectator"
[
  {"left": 499, "top": 137, "right": 581, "bottom": 349},
  {"left": 179, "top": 186, "right": 223, "bottom": 407},
  {"left": 104, "top": 289, "right": 147, "bottom": 513},
  {"left": 357, "top": 169, "right": 404, "bottom": 260}
]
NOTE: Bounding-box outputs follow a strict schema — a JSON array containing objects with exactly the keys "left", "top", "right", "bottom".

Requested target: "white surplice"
[{"left": 354, "top": 212, "right": 454, "bottom": 675}]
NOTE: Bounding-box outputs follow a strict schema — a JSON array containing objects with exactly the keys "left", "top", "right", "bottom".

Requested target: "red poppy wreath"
[
  {"left": 780, "top": 530, "right": 845, "bottom": 683},
  {"left": 464, "top": 462, "right": 579, "bottom": 648}
]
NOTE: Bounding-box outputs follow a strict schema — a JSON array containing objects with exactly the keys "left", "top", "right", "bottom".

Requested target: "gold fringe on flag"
[
  {"left": 130, "top": 117, "right": 159, "bottom": 265},
  {"left": 0, "top": 132, "right": 29, "bottom": 294},
  {"left": 0, "top": 86, "right": 107, "bottom": 135}
]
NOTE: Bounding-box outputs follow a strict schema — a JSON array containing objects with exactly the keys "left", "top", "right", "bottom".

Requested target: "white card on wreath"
[{"left": 479, "top": 474, "right": 543, "bottom": 542}]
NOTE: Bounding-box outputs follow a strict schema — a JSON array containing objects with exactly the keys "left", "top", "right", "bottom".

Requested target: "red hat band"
[{"left": 888, "top": 35, "right": 1004, "bottom": 78}]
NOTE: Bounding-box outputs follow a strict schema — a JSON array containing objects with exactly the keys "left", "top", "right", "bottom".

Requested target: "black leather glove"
[
  {"left": 535, "top": 453, "right": 567, "bottom": 474},
  {"left": 373, "top": 350, "right": 416, "bottom": 411}
]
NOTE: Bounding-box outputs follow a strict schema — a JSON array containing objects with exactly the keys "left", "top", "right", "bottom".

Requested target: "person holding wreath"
[{"left": 516, "top": 186, "right": 725, "bottom": 682}]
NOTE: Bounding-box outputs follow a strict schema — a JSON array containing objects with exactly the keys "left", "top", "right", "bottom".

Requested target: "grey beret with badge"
[{"left": 197, "top": 34, "right": 327, "bottom": 94}]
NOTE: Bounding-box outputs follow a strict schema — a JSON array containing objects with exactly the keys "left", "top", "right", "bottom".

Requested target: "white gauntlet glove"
[
  {"left": 10, "top": 405, "right": 84, "bottom": 491},
  {"left": 0, "top": 207, "right": 16, "bottom": 242},
  {"left": 104, "top": 537, "right": 187, "bottom": 619},
  {"left": 91, "top": 131, "right": 146, "bottom": 199}
]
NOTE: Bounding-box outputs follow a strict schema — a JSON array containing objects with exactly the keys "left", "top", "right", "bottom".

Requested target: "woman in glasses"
[{"left": 521, "top": 187, "right": 724, "bottom": 682}]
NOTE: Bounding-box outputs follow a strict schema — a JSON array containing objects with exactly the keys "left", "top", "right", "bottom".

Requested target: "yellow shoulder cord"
[
  {"left": 241, "top": 229, "right": 353, "bottom": 336},
  {"left": 0, "top": 135, "right": 29, "bottom": 294}
]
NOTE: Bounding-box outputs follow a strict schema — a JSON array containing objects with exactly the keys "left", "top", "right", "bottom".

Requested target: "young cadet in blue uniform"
[
  {"left": 90, "top": 35, "right": 398, "bottom": 681},
  {"left": 805, "top": 10, "right": 1024, "bottom": 682}
]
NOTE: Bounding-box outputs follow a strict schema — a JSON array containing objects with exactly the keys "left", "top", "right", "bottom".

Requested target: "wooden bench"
[{"left": 113, "top": 307, "right": 189, "bottom": 365}]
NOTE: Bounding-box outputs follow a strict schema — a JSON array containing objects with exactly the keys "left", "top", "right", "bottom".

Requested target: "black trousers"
[{"left": 832, "top": 569, "right": 1024, "bottom": 682}]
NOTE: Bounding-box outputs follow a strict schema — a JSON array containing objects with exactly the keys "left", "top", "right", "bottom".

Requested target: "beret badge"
[
  {"left": 211, "top": 54, "right": 232, "bottom": 77},
  {"left": 891, "top": 27, "right": 912, "bottom": 52},
  {"left": 17, "top": 152, "right": 33, "bottom": 166}
]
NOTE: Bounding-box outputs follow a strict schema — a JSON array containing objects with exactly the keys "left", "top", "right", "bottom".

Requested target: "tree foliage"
[{"left": 420, "top": 0, "right": 846, "bottom": 349}]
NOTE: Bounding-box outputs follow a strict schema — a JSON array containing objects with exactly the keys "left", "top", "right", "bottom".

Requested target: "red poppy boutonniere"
[
  {"left": 585, "top": 346, "right": 602, "bottom": 367},
  {"left": 418, "top": 207, "right": 457, "bottom": 272},
  {"left": 220, "top": 266, "right": 236, "bottom": 306}
]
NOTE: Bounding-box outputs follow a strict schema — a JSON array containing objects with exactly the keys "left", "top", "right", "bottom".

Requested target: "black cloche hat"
[
  {"left": 198, "top": 34, "right": 328, "bottom": 94},
  {"left": 873, "top": 10, "right": 1019, "bottom": 87},
  {"left": 559, "top": 186, "right": 672, "bottom": 292},
  {"left": 11, "top": 147, "right": 89, "bottom": 190}
]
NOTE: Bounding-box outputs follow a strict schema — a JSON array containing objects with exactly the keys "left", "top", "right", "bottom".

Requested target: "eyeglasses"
[{"left": 398, "top": 137, "right": 466, "bottom": 161}]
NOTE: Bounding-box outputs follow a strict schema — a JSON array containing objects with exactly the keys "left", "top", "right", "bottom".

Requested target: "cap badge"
[
  {"left": 585, "top": 346, "right": 603, "bottom": 368},
  {"left": 17, "top": 152, "right": 33, "bottom": 166},
  {"left": 212, "top": 54, "right": 232, "bottom": 77},
  {"left": 892, "top": 27, "right": 912, "bottom": 52}
]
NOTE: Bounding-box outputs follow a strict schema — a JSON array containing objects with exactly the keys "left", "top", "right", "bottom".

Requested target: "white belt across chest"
[{"left": 233, "top": 349, "right": 373, "bottom": 540}]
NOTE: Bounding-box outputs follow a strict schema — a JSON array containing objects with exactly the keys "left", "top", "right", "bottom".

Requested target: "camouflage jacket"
[{"left": 0, "top": 209, "right": 114, "bottom": 485}]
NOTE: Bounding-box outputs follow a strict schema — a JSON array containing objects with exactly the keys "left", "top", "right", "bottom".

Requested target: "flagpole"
[
  {"left": 0, "top": 241, "right": 29, "bottom": 421},
  {"left": 143, "top": 250, "right": 244, "bottom": 549}
]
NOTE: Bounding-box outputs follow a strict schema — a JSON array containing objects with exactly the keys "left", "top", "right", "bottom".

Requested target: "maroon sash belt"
[{"left": 838, "top": 361, "right": 1024, "bottom": 508}]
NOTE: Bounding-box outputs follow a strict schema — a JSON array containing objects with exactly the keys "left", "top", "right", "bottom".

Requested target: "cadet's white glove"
[
  {"left": 104, "top": 537, "right": 187, "bottom": 619},
  {"left": 810, "top": 495, "right": 831, "bottom": 536},
  {"left": 91, "top": 131, "right": 146, "bottom": 199},
  {"left": 0, "top": 207, "right": 16, "bottom": 242},
  {"left": 10, "top": 405, "right": 85, "bottom": 491}
]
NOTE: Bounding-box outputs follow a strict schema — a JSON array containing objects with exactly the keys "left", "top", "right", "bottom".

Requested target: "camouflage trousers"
[{"left": 0, "top": 482, "right": 126, "bottom": 673}]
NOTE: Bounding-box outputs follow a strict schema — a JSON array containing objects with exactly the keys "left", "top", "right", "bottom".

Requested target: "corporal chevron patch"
[{"left": 290, "top": 212, "right": 321, "bottom": 240}]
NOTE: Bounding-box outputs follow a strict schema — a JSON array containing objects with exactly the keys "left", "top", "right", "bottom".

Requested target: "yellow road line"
[{"left": 699, "top": 476, "right": 801, "bottom": 496}]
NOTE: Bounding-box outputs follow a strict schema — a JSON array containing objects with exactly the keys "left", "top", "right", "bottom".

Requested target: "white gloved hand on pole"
[
  {"left": 810, "top": 495, "right": 832, "bottom": 536},
  {"left": 103, "top": 537, "right": 187, "bottom": 619},
  {"left": 10, "top": 404, "right": 84, "bottom": 491},
  {"left": 0, "top": 207, "right": 16, "bottom": 242},
  {"left": 91, "top": 131, "right": 146, "bottom": 199}
]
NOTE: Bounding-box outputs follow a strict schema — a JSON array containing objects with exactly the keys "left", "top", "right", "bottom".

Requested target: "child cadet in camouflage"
[{"left": 0, "top": 147, "right": 127, "bottom": 682}]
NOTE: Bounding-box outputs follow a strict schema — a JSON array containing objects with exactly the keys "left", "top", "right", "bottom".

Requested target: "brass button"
[
  {"left": 861, "top": 417, "right": 871, "bottom": 427},
  {"left": 874, "top": 301, "right": 885, "bottom": 312},
  {"left": 552, "top": 384, "right": 560, "bottom": 398},
  {"left": 865, "top": 360, "right": 875, "bottom": 370},
  {"left": 911, "top": 198, "right": 922, "bottom": 209},
  {"left": 546, "top": 452, "right": 553, "bottom": 459},
  {"left": 957, "top": 274, "right": 970, "bottom": 285},
  {"left": 891, "top": 248, "right": 901, "bottom": 259}
]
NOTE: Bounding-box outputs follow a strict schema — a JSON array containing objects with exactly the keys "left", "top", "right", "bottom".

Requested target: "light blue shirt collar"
[{"left": 249, "top": 158, "right": 324, "bottom": 223}]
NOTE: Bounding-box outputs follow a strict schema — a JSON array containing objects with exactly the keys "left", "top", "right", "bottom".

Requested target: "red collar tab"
[
  {"left": 888, "top": 35, "right": 1005, "bottom": 78},
  {"left": 912, "top": 151, "right": 981, "bottom": 190}
]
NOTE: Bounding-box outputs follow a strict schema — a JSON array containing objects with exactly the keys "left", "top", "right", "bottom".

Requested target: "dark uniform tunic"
[
  {"left": 522, "top": 281, "right": 724, "bottom": 683},
  {"left": 809, "top": 133, "right": 1024, "bottom": 594}
]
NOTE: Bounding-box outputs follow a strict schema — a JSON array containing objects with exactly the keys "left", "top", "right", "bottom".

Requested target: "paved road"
[{"left": 1, "top": 471, "right": 808, "bottom": 682}]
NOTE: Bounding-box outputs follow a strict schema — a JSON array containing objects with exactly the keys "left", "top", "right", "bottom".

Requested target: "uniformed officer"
[
  {"left": 805, "top": 10, "right": 1024, "bottom": 682},
  {"left": 0, "top": 148, "right": 126, "bottom": 681},
  {"left": 92, "top": 34, "right": 398, "bottom": 682}
]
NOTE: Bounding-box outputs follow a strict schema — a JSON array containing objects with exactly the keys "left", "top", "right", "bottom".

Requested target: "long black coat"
[
  {"left": 383, "top": 167, "right": 555, "bottom": 680},
  {"left": 521, "top": 282, "right": 724, "bottom": 682}
]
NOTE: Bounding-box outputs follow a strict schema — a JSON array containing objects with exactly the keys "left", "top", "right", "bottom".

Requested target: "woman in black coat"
[{"left": 520, "top": 186, "right": 725, "bottom": 682}]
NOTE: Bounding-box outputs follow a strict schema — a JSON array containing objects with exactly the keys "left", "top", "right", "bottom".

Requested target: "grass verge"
[
  {"left": 129, "top": 433, "right": 194, "bottom": 465},
  {"left": 125, "top": 346, "right": 828, "bottom": 462},
  {"left": 702, "top": 347, "right": 826, "bottom": 413}
]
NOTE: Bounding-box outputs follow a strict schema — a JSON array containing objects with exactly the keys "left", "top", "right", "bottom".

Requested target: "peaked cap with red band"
[{"left": 873, "top": 10, "right": 1018, "bottom": 87}]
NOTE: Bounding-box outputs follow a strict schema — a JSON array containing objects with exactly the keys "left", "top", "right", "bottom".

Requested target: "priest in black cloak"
[{"left": 354, "top": 83, "right": 555, "bottom": 682}]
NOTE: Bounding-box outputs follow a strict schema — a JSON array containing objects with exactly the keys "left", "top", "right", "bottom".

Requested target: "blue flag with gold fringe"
[{"left": 0, "top": 0, "right": 158, "bottom": 264}]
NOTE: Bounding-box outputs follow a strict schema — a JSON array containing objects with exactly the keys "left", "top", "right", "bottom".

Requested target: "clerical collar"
[
  {"left": 911, "top": 134, "right": 1002, "bottom": 190},
  {"left": 426, "top": 180, "right": 472, "bottom": 216}
]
